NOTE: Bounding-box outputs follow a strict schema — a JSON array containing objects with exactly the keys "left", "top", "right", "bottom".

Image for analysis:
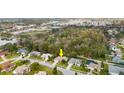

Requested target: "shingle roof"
[
  {"left": 17, "top": 49, "right": 28, "bottom": 54},
  {"left": 112, "top": 56, "right": 121, "bottom": 63},
  {"left": 68, "top": 58, "right": 82, "bottom": 65},
  {"left": 0, "top": 52, "right": 5, "bottom": 56},
  {"left": 30, "top": 51, "right": 41, "bottom": 55},
  {"left": 13, "top": 65, "right": 29, "bottom": 74},
  {"left": 54, "top": 56, "right": 68, "bottom": 62},
  {"left": 0, "top": 61, "right": 14, "bottom": 71},
  {"left": 109, "top": 64, "right": 124, "bottom": 75}
]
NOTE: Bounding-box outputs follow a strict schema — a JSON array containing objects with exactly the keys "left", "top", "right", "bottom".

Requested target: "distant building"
[
  {"left": 0, "top": 52, "right": 5, "bottom": 57},
  {"left": 17, "top": 49, "right": 28, "bottom": 57},
  {"left": 110, "top": 45, "right": 117, "bottom": 51}
]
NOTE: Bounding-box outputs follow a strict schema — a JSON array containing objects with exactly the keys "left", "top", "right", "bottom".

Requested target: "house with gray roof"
[
  {"left": 112, "top": 56, "right": 121, "bottom": 63},
  {"left": 30, "top": 51, "right": 41, "bottom": 56},
  {"left": 17, "top": 48, "right": 28, "bottom": 55},
  {"left": 86, "top": 60, "right": 101, "bottom": 72},
  {"left": 109, "top": 64, "right": 124, "bottom": 75},
  {"left": 68, "top": 58, "right": 82, "bottom": 66}
]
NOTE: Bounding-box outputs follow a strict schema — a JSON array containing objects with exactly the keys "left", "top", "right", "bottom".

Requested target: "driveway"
[
  {"left": 66, "top": 63, "right": 73, "bottom": 70},
  {"left": 52, "top": 60, "right": 58, "bottom": 67}
]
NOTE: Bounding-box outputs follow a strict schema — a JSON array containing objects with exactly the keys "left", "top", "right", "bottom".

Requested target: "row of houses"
[
  {"left": 17, "top": 48, "right": 102, "bottom": 74},
  {"left": 108, "top": 38, "right": 124, "bottom": 75}
]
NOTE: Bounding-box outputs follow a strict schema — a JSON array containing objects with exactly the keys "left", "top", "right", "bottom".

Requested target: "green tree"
[
  {"left": 3, "top": 43, "right": 18, "bottom": 53},
  {"left": 30, "top": 62, "right": 41, "bottom": 71},
  {"left": 52, "top": 66, "right": 58, "bottom": 75}
]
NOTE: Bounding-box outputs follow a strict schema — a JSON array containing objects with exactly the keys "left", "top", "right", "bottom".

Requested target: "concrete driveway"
[
  {"left": 66, "top": 63, "right": 73, "bottom": 70},
  {"left": 52, "top": 60, "right": 59, "bottom": 67}
]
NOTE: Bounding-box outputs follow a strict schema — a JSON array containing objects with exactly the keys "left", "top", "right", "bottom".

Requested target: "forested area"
[{"left": 16, "top": 27, "right": 109, "bottom": 59}]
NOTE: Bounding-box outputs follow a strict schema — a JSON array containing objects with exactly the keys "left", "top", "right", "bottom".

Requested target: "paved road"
[
  {"left": 0, "top": 56, "right": 21, "bottom": 64},
  {"left": 28, "top": 59, "right": 83, "bottom": 75}
]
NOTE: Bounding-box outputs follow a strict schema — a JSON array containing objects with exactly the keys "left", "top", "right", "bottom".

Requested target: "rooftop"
[
  {"left": 109, "top": 64, "right": 124, "bottom": 75},
  {"left": 68, "top": 58, "right": 82, "bottom": 65}
]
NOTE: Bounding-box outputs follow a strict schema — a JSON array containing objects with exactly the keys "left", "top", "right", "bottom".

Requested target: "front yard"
[
  {"left": 71, "top": 65, "right": 88, "bottom": 74},
  {"left": 100, "top": 63, "right": 109, "bottom": 75},
  {"left": 6, "top": 52, "right": 20, "bottom": 59},
  {"left": 29, "top": 55, "right": 44, "bottom": 61},
  {"left": 56, "top": 61, "right": 68, "bottom": 69}
]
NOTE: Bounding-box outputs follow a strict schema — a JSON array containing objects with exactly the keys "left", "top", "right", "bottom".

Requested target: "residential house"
[
  {"left": 30, "top": 51, "right": 41, "bottom": 56},
  {"left": 17, "top": 49, "right": 28, "bottom": 58},
  {"left": 109, "top": 64, "right": 124, "bottom": 75},
  {"left": 41, "top": 53, "right": 52, "bottom": 61},
  {"left": 13, "top": 65, "right": 30, "bottom": 75},
  {"left": 0, "top": 61, "right": 15, "bottom": 72},
  {"left": 115, "top": 49, "right": 122, "bottom": 58},
  {"left": 86, "top": 60, "right": 101, "bottom": 72},
  {"left": 54, "top": 56, "right": 68, "bottom": 63},
  {"left": 112, "top": 56, "right": 121, "bottom": 63},
  {"left": 68, "top": 58, "right": 82, "bottom": 66}
]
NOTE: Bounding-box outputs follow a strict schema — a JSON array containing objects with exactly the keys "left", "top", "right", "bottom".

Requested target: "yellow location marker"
[{"left": 59, "top": 49, "right": 63, "bottom": 57}]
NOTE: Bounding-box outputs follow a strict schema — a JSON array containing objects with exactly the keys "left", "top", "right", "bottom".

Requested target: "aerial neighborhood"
[{"left": 0, "top": 18, "right": 124, "bottom": 75}]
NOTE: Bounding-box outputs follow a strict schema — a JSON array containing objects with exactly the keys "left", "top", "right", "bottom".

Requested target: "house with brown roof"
[{"left": 0, "top": 61, "right": 15, "bottom": 72}]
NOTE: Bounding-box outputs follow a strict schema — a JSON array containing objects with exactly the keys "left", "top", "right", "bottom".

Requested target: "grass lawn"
[
  {"left": 71, "top": 65, "right": 88, "bottom": 74},
  {"left": 0, "top": 58, "right": 3, "bottom": 62},
  {"left": 56, "top": 62, "right": 68, "bottom": 69},
  {"left": 14, "top": 60, "right": 30, "bottom": 66},
  {"left": 47, "top": 61, "right": 54, "bottom": 64},
  {"left": 6, "top": 52, "right": 20, "bottom": 59},
  {"left": 0, "top": 71, "right": 13, "bottom": 75},
  {"left": 47, "top": 56, "right": 55, "bottom": 64},
  {"left": 100, "top": 63, "right": 109, "bottom": 75},
  {"left": 29, "top": 55, "right": 44, "bottom": 61}
]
